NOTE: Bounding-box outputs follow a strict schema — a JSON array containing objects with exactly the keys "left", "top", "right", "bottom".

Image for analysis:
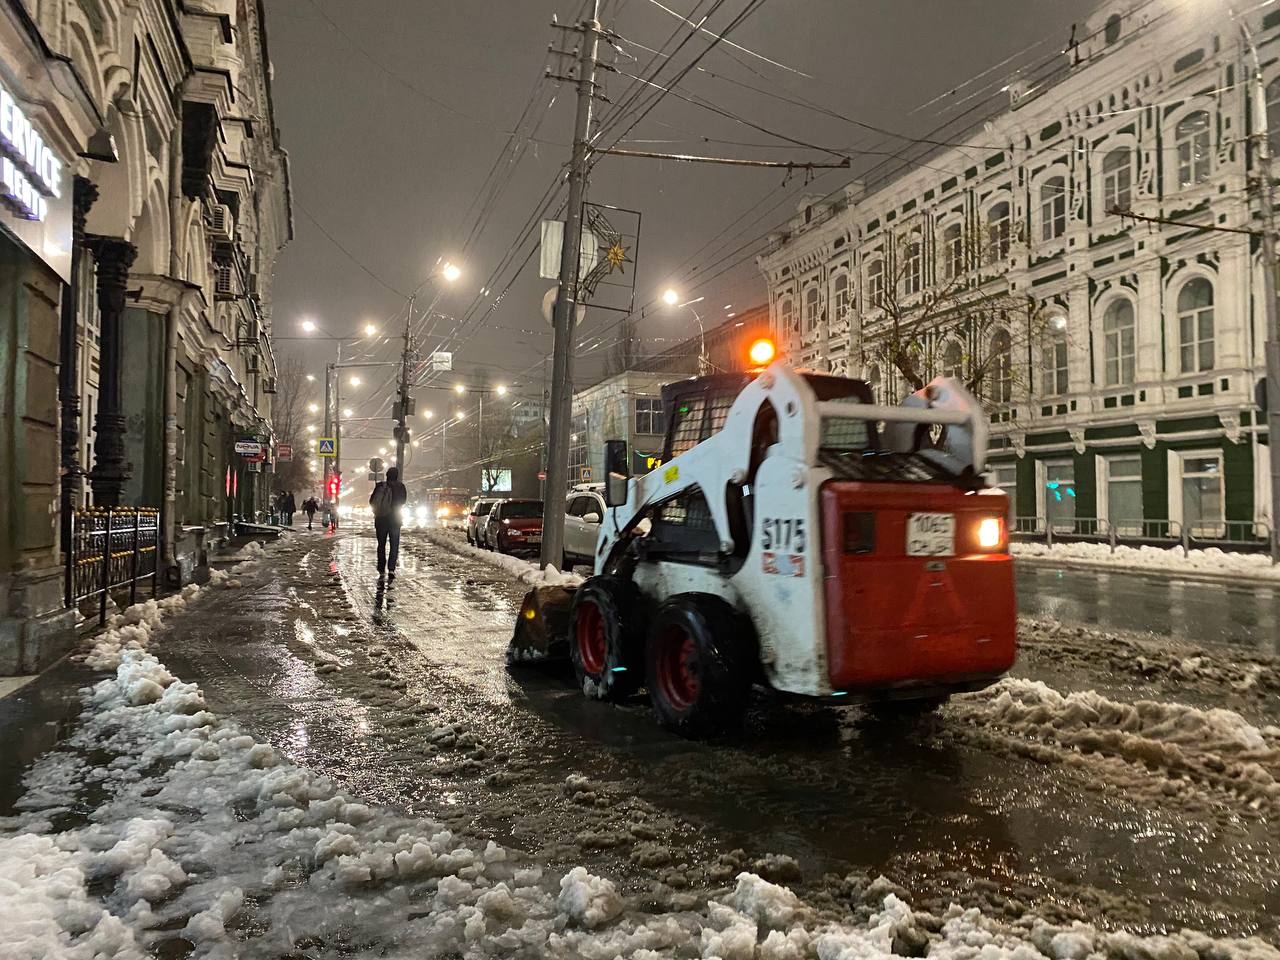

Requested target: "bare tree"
[
  {"left": 860, "top": 227, "right": 1062, "bottom": 410},
  {"left": 606, "top": 315, "right": 638, "bottom": 376},
  {"left": 270, "top": 355, "right": 311, "bottom": 493}
]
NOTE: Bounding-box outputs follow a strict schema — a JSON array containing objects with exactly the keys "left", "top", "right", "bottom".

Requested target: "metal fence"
[
  {"left": 1012, "top": 515, "right": 1276, "bottom": 561},
  {"left": 66, "top": 507, "right": 160, "bottom": 625}
]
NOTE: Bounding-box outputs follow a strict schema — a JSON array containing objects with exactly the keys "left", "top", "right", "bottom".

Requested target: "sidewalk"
[{"left": 1012, "top": 540, "right": 1280, "bottom": 585}]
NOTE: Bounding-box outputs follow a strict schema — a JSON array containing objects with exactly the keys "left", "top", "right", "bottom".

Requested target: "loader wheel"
[
  {"left": 646, "top": 594, "right": 750, "bottom": 738},
  {"left": 569, "top": 576, "right": 644, "bottom": 701}
]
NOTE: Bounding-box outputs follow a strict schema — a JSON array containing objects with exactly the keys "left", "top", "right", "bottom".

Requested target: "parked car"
[
  {"left": 483, "top": 499, "right": 543, "bottom": 556},
  {"left": 467, "top": 497, "right": 498, "bottom": 546},
  {"left": 563, "top": 485, "right": 606, "bottom": 570}
]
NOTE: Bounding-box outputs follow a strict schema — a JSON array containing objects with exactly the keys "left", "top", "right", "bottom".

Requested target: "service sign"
[
  {"left": 0, "top": 83, "right": 71, "bottom": 282},
  {"left": 234, "top": 439, "right": 263, "bottom": 457},
  {"left": 278, "top": 443, "right": 293, "bottom": 462}
]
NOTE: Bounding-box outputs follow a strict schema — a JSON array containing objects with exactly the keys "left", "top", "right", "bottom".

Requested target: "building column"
[
  {"left": 85, "top": 236, "right": 137, "bottom": 508},
  {"left": 58, "top": 177, "right": 99, "bottom": 538}
]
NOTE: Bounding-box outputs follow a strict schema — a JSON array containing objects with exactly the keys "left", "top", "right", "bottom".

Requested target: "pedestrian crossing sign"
[{"left": 317, "top": 437, "right": 336, "bottom": 457}]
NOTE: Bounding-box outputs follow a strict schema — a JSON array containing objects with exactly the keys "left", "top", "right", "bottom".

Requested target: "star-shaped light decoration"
[{"left": 605, "top": 241, "right": 630, "bottom": 274}]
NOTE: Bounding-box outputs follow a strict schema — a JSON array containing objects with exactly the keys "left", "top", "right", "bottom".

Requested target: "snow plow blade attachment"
[{"left": 507, "top": 585, "right": 576, "bottom": 664}]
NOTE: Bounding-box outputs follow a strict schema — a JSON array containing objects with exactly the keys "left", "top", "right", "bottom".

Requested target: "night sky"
[{"left": 263, "top": 0, "right": 1091, "bottom": 467}]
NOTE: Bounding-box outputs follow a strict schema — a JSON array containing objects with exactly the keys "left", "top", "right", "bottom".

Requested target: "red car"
[{"left": 483, "top": 499, "right": 543, "bottom": 556}]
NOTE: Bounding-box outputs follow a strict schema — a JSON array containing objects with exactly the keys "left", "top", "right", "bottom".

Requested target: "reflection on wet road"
[
  {"left": 1016, "top": 564, "right": 1280, "bottom": 655},
  {"left": 163, "top": 528, "right": 1280, "bottom": 942}
]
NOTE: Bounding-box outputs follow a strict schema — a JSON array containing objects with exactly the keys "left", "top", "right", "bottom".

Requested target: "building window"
[
  {"left": 1040, "top": 321, "right": 1068, "bottom": 396},
  {"left": 941, "top": 340, "right": 963, "bottom": 379},
  {"left": 1177, "top": 451, "right": 1223, "bottom": 536},
  {"left": 1103, "top": 455, "right": 1143, "bottom": 530},
  {"left": 1268, "top": 78, "right": 1280, "bottom": 157},
  {"left": 1039, "top": 176, "right": 1067, "bottom": 241},
  {"left": 1102, "top": 298, "right": 1135, "bottom": 386},
  {"left": 1104, "top": 13, "right": 1122, "bottom": 44},
  {"left": 215, "top": 261, "right": 234, "bottom": 295},
  {"left": 867, "top": 257, "right": 884, "bottom": 308},
  {"left": 990, "top": 329, "right": 1012, "bottom": 403},
  {"left": 1177, "top": 277, "right": 1214, "bottom": 373},
  {"left": 634, "top": 396, "right": 663, "bottom": 435},
  {"left": 569, "top": 413, "right": 588, "bottom": 474},
  {"left": 1175, "top": 111, "right": 1211, "bottom": 188},
  {"left": 803, "top": 286, "right": 820, "bottom": 332},
  {"left": 1042, "top": 459, "right": 1076, "bottom": 529},
  {"left": 902, "top": 236, "right": 922, "bottom": 296},
  {"left": 779, "top": 297, "right": 795, "bottom": 333},
  {"left": 832, "top": 273, "right": 850, "bottom": 322},
  {"left": 866, "top": 363, "right": 882, "bottom": 403},
  {"left": 942, "top": 223, "right": 963, "bottom": 279},
  {"left": 986, "top": 202, "right": 1011, "bottom": 262},
  {"left": 988, "top": 463, "right": 1017, "bottom": 522},
  {"left": 1101, "top": 147, "right": 1132, "bottom": 215}
]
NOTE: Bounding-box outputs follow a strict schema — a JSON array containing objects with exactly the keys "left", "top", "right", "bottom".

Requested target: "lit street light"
[
  {"left": 662, "top": 288, "right": 679, "bottom": 306},
  {"left": 495, "top": 384, "right": 508, "bottom": 396},
  {"left": 306, "top": 374, "right": 315, "bottom": 383},
  {"left": 442, "top": 261, "right": 461, "bottom": 283},
  {"left": 308, "top": 403, "right": 319, "bottom": 413},
  {"left": 342, "top": 407, "right": 352, "bottom": 417},
  {"left": 455, "top": 410, "right": 465, "bottom": 420},
  {"left": 363, "top": 323, "right": 377, "bottom": 337},
  {"left": 306, "top": 425, "right": 316, "bottom": 434},
  {"left": 422, "top": 410, "right": 434, "bottom": 419},
  {"left": 350, "top": 376, "right": 361, "bottom": 387},
  {"left": 454, "top": 384, "right": 466, "bottom": 395},
  {"left": 301, "top": 319, "right": 317, "bottom": 333}
]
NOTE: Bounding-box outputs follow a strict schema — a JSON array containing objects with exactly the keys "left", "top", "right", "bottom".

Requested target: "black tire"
[
  {"left": 569, "top": 576, "right": 644, "bottom": 701},
  {"left": 646, "top": 594, "right": 751, "bottom": 738}
]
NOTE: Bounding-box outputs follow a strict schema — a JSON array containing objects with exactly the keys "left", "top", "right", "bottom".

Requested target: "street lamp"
[
  {"left": 422, "top": 409, "right": 434, "bottom": 419},
  {"left": 306, "top": 425, "right": 317, "bottom": 434},
  {"left": 454, "top": 383, "right": 466, "bottom": 395},
  {"left": 301, "top": 319, "right": 317, "bottom": 333},
  {"left": 663, "top": 290, "right": 709, "bottom": 373},
  {"left": 350, "top": 376, "right": 362, "bottom": 387},
  {"left": 442, "top": 261, "right": 461, "bottom": 283},
  {"left": 343, "top": 407, "right": 353, "bottom": 417},
  {"left": 363, "top": 323, "right": 378, "bottom": 337},
  {"left": 306, "top": 374, "right": 315, "bottom": 383},
  {"left": 308, "top": 403, "right": 319, "bottom": 413},
  {"left": 495, "top": 384, "right": 508, "bottom": 397},
  {"left": 662, "top": 288, "right": 679, "bottom": 306}
]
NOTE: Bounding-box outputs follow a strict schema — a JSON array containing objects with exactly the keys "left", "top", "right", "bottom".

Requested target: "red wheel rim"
[
  {"left": 576, "top": 600, "right": 606, "bottom": 676},
  {"left": 656, "top": 625, "right": 699, "bottom": 710}
]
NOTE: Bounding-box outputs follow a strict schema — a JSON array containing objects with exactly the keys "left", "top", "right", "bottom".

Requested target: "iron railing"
[
  {"left": 1012, "top": 515, "right": 1276, "bottom": 561},
  {"left": 66, "top": 507, "right": 160, "bottom": 625}
]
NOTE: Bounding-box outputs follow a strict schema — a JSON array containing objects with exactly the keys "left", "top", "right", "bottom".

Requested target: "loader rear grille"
[{"left": 819, "top": 450, "right": 959, "bottom": 485}]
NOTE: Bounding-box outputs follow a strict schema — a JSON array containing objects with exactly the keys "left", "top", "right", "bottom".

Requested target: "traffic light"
[
  {"left": 326, "top": 474, "right": 341, "bottom": 502},
  {"left": 748, "top": 337, "right": 777, "bottom": 368}
]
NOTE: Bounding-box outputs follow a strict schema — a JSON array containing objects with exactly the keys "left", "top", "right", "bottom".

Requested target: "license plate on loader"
[{"left": 906, "top": 512, "right": 954, "bottom": 556}]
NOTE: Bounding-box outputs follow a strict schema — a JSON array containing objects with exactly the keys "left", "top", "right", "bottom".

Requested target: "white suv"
[{"left": 562, "top": 486, "right": 605, "bottom": 570}]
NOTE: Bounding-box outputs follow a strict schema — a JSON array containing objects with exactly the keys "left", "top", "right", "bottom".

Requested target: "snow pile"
[
  {"left": 958, "top": 678, "right": 1280, "bottom": 811},
  {"left": 220, "top": 539, "right": 267, "bottom": 563},
  {"left": 1013, "top": 540, "right": 1280, "bottom": 582},
  {"left": 421, "top": 526, "right": 584, "bottom": 587},
  {"left": 81, "top": 584, "right": 201, "bottom": 670},
  {"left": 4, "top": 654, "right": 1279, "bottom": 959}
]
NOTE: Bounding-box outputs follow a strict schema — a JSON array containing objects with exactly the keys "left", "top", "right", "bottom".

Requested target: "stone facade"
[
  {"left": 0, "top": 0, "right": 290, "bottom": 673},
  {"left": 758, "top": 0, "right": 1276, "bottom": 541}
]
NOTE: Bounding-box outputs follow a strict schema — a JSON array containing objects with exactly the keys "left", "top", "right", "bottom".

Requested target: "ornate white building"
[{"left": 759, "top": 0, "right": 1276, "bottom": 543}]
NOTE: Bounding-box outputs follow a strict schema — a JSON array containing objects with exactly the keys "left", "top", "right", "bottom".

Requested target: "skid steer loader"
[{"left": 510, "top": 363, "right": 1016, "bottom": 736}]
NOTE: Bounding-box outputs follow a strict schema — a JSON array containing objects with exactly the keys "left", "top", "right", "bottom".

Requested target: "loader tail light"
[{"left": 976, "top": 516, "right": 1005, "bottom": 551}]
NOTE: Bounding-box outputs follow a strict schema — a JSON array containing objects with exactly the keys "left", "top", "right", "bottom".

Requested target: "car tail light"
[{"left": 843, "top": 512, "right": 875, "bottom": 554}]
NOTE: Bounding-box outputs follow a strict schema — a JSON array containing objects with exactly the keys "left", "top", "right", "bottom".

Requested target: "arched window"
[
  {"left": 990, "top": 330, "right": 1013, "bottom": 403},
  {"left": 986, "top": 202, "right": 1011, "bottom": 262},
  {"left": 1102, "top": 299, "right": 1135, "bottom": 386},
  {"left": 1041, "top": 316, "right": 1069, "bottom": 396},
  {"left": 941, "top": 340, "right": 963, "bottom": 379},
  {"left": 1177, "top": 277, "right": 1214, "bottom": 372},
  {"left": 803, "top": 286, "right": 820, "bottom": 332},
  {"left": 1102, "top": 148, "right": 1131, "bottom": 215},
  {"left": 832, "top": 273, "right": 850, "bottom": 321},
  {"left": 1175, "top": 111, "right": 1211, "bottom": 188},
  {"left": 943, "top": 223, "right": 963, "bottom": 279},
  {"left": 1039, "top": 176, "right": 1067, "bottom": 241},
  {"left": 779, "top": 297, "right": 795, "bottom": 333},
  {"left": 1105, "top": 13, "right": 1122, "bottom": 44},
  {"left": 866, "top": 257, "right": 884, "bottom": 308},
  {"left": 903, "top": 235, "right": 922, "bottom": 295}
]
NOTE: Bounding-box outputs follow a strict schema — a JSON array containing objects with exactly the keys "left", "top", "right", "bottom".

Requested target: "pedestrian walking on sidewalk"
[
  {"left": 302, "top": 496, "right": 319, "bottom": 530},
  {"left": 369, "top": 467, "right": 407, "bottom": 579},
  {"left": 283, "top": 490, "right": 297, "bottom": 527}
]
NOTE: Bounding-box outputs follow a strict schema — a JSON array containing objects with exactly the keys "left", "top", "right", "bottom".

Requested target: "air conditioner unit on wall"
[
  {"left": 263, "top": 376, "right": 278, "bottom": 394},
  {"left": 209, "top": 204, "right": 234, "bottom": 240},
  {"left": 240, "top": 317, "right": 261, "bottom": 345}
]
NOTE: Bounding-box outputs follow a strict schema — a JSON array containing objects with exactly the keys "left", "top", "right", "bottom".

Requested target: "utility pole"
[
  {"left": 396, "top": 296, "right": 415, "bottom": 478},
  {"left": 1240, "top": 14, "right": 1280, "bottom": 562},
  {"left": 323, "top": 360, "right": 333, "bottom": 490},
  {"left": 541, "top": 0, "right": 601, "bottom": 570}
]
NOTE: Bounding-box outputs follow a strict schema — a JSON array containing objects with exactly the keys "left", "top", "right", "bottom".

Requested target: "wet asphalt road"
[
  {"left": 160, "top": 526, "right": 1280, "bottom": 942},
  {"left": 1016, "top": 564, "right": 1280, "bottom": 655}
]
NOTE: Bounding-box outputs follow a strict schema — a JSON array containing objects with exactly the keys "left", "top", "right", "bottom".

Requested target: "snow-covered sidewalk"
[
  {"left": 5, "top": 539, "right": 1280, "bottom": 958},
  {"left": 1013, "top": 540, "right": 1280, "bottom": 583},
  {"left": 419, "top": 526, "right": 584, "bottom": 588}
]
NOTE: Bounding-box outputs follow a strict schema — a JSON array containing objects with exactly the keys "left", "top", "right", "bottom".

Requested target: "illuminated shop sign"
[{"left": 0, "top": 85, "right": 62, "bottom": 221}]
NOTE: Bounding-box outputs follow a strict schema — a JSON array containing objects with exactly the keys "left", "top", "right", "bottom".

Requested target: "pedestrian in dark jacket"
[
  {"left": 283, "top": 491, "right": 297, "bottom": 526},
  {"left": 302, "top": 496, "right": 319, "bottom": 530},
  {"left": 369, "top": 467, "right": 408, "bottom": 578}
]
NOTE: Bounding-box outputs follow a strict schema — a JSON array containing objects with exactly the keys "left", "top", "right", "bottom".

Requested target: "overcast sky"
[{"left": 264, "top": 0, "right": 1092, "bottom": 466}]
